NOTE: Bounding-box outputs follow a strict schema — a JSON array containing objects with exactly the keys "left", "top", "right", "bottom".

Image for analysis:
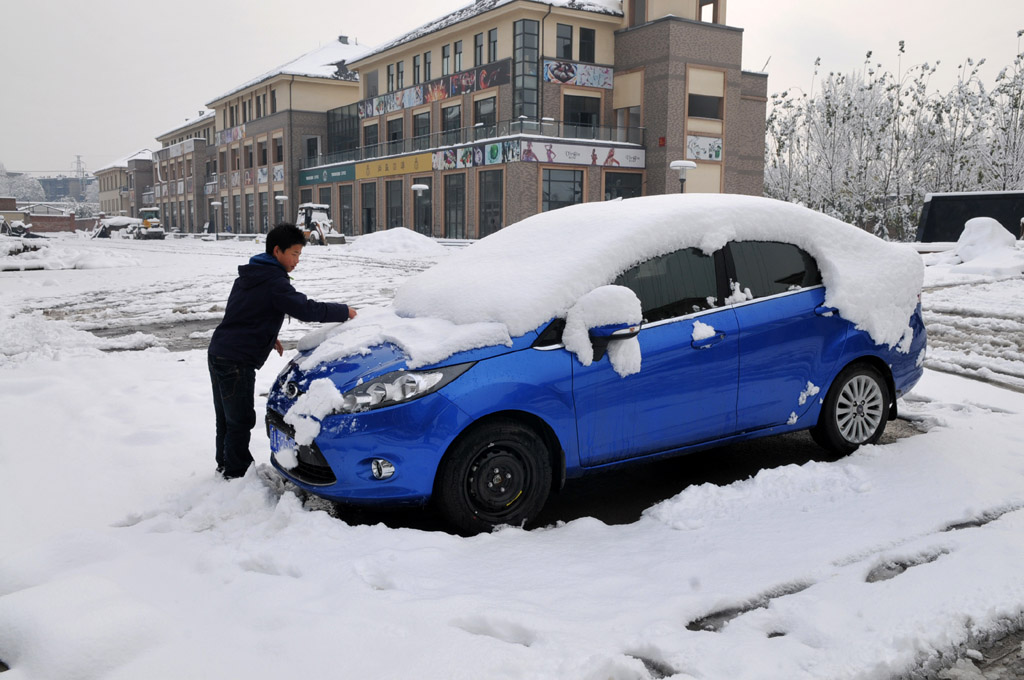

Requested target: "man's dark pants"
[{"left": 208, "top": 354, "right": 257, "bottom": 478}]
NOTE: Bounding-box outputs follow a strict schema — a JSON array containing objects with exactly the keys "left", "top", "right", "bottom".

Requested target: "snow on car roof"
[
  {"left": 393, "top": 194, "right": 923, "bottom": 350},
  {"left": 301, "top": 195, "right": 922, "bottom": 373}
]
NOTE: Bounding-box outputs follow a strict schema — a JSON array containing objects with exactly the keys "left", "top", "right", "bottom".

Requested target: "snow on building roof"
[
  {"left": 354, "top": 0, "right": 623, "bottom": 63},
  {"left": 208, "top": 37, "right": 372, "bottom": 105},
  {"left": 157, "top": 111, "right": 216, "bottom": 140},
  {"left": 94, "top": 149, "right": 153, "bottom": 173}
]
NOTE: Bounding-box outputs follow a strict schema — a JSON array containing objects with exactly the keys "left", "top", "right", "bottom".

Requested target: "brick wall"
[
  {"left": 0, "top": 197, "right": 16, "bottom": 211},
  {"left": 27, "top": 213, "right": 77, "bottom": 232}
]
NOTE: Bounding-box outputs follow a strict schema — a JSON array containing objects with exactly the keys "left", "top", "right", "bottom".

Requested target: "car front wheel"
[
  {"left": 435, "top": 420, "right": 552, "bottom": 535},
  {"left": 812, "top": 364, "right": 890, "bottom": 456}
]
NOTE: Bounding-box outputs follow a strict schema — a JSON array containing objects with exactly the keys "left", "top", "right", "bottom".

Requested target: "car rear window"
[
  {"left": 615, "top": 248, "right": 718, "bottom": 322},
  {"left": 730, "top": 241, "right": 822, "bottom": 299}
]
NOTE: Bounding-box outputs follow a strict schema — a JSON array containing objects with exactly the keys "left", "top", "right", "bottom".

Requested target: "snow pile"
[
  {"left": 395, "top": 195, "right": 923, "bottom": 350},
  {"left": 923, "top": 217, "right": 1024, "bottom": 284},
  {"left": 955, "top": 217, "right": 1017, "bottom": 263},
  {"left": 0, "top": 237, "right": 141, "bottom": 271},
  {"left": 562, "top": 284, "right": 642, "bottom": 376},
  {"left": 347, "top": 227, "right": 448, "bottom": 256},
  {"left": 0, "top": 311, "right": 162, "bottom": 366}
]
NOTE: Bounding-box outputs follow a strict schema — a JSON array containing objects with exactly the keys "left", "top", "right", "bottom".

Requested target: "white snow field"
[{"left": 1, "top": 225, "right": 1023, "bottom": 680}]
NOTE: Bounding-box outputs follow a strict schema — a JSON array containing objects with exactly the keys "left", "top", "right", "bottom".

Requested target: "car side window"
[
  {"left": 614, "top": 248, "right": 718, "bottom": 323},
  {"left": 729, "top": 241, "right": 822, "bottom": 299}
]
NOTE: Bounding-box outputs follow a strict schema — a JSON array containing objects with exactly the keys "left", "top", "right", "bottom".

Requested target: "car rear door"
[
  {"left": 726, "top": 241, "right": 850, "bottom": 431},
  {"left": 572, "top": 248, "right": 740, "bottom": 467}
]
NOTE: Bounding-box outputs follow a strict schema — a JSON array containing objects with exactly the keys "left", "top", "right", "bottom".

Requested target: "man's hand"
[
  {"left": 274, "top": 339, "right": 284, "bottom": 356},
  {"left": 348, "top": 307, "right": 358, "bottom": 319}
]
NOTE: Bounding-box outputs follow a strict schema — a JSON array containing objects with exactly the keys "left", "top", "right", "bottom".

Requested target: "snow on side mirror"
[{"left": 564, "top": 285, "right": 643, "bottom": 377}]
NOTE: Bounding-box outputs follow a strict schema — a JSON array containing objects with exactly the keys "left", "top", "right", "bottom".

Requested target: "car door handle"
[
  {"left": 691, "top": 333, "right": 726, "bottom": 349},
  {"left": 815, "top": 305, "right": 839, "bottom": 317}
]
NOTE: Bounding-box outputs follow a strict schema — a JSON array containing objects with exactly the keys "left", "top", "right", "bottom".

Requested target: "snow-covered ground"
[{"left": 1, "top": 229, "right": 1023, "bottom": 679}]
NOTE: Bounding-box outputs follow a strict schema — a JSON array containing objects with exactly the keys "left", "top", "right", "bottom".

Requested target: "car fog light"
[
  {"left": 371, "top": 459, "right": 395, "bottom": 480},
  {"left": 284, "top": 381, "right": 301, "bottom": 399}
]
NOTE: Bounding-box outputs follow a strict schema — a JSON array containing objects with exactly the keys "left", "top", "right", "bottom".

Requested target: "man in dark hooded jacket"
[{"left": 208, "top": 223, "right": 355, "bottom": 479}]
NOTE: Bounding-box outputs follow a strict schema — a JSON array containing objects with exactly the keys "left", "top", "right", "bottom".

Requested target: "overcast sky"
[{"left": 1, "top": 0, "right": 1021, "bottom": 177}]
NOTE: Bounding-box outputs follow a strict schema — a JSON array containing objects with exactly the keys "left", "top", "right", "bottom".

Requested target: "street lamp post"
[
  {"left": 275, "top": 195, "right": 288, "bottom": 228},
  {"left": 669, "top": 160, "right": 697, "bottom": 194},
  {"left": 411, "top": 184, "right": 430, "bottom": 236},
  {"left": 210, "top": 201, "right": 222, "bottom": 239}
]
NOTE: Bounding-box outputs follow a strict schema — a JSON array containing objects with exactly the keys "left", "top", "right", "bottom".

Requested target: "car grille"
[{"left": 265, "top": 410, "right": 338, "bottom": 486}]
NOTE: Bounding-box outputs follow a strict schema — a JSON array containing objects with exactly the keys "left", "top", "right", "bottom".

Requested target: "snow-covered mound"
[
  {"left": 955, "top": 217, "right": 1018, "bottom": 263},
  {"left": 347, "top": 227, "right": 448, "bottom": 256}
]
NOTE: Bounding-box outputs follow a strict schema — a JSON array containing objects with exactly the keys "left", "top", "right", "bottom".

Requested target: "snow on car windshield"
[{"left": 301, "top": 195, "right": 923, "bottom": 370}]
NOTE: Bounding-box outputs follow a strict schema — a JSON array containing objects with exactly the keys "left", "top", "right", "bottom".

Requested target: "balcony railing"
[{"left": 302, "top": 118, "right": 645, "bottom": 169}]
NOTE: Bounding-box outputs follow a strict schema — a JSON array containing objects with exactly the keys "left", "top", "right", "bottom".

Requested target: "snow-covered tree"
[
  {"left": 0, "top": 163, "right": 46, "bottom": 202},
  {"left": 765, "top": 34, "right": 1024, "bottom": 240}
]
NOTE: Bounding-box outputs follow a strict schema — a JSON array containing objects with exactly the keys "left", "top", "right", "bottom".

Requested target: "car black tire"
[
  {"left": 812, "top": 363, "right": 890, "bottom": 456},
  {"left": 435, "top": 420, "right": 552, "bottom": 535}
]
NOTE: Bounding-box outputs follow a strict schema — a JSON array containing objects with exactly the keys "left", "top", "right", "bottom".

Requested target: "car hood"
[{"left": 277, "top": 324, "right": 541, "bottom": 399}]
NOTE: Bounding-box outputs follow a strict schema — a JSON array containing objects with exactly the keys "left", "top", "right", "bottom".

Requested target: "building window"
[
  {"left": 474, "top": 33, "right": 484, "bottom": 67},
  {"left": 688, "top": 94, "right": 723, "bottom": 119},
  {"left": 423, "top": 51, "right": 432, "bottom": 81},
  {"left": 556, "top": 24, "right": 573, "bottom": 60},
  {"left": 300, "top": 188, "right": 313, "bottom": 204},
  {"left": 274, "top": 137, "right": 283, "bottom": 163},
  {"left": 396, "top": 61, "right": 405, "bottom": 89},
  {"left": 412, "top": 177, "right": 432, "bottom": 236},
  {"left": 413, "top": 55, "right": 421, "bottom": 85},
  {"left": 246, "top": 193, "right": 255, "bottom": 233},
  {"left": 245, "top": 144, "right": 254, "bottom": 169},
  {"left": 488, "top": 28, "right": 498, "bottom": 62},
  {"left": 542, "top": 168, "right": 584, "bottom": 211},
  {"left": 474, "top": 97, "right": 496, "bottom": 139},
  {"left": 387, "top": 117, "right": 404, "bottom": 156},
  {"left": 387, "top": 64, "right": 395, "bottom": 92},
  {"left": 513, "top": 19, "right": 540, "bottom": 120},
  {"left": 364, "top": 123, "right": 379, "bottom": 157},
  {"left": 361, "top": 182, "right": 377, "bottom": 233},
  {"left": 364, "top": 70, "right": 379, "bottom": 98},
  {"left": 386, "top": 180, "right": 403, "bottom": 228},
  {"left": 257, "top": 141, "right": 267, "bottom": 166},
  {"left": 305, "top": 137, "right": 319, "bottom": 166},
  {"left": 604, "top": 172, "right": 643, "bottom": 200},
  {"left": 442, "top": 44, "right": 450, "bottom": 76},
  {"left": 338, "top": 185, "right": 354, "bottom": 236},
  {"left": 259, "top": 191, "right": 269, "bottom": 232},
  {"left": 454, "top": 40, "right": 463, "bottom": 72},
  {"left": 444, "top": 174, "right": 466, "bottom": 238},
  {"left": 631, "top": 0, "right": 647, "bottom": 26},
  {"left": 413, "top": 111, "right": 431, "bottom": 150},
  {"left": 579, "top": 28, "right": 596, "bottom": 63},
  {"left": 232, "top": 195, "right": 241, "bottom": 232},
  {"left": 478, "top": 170, "right": 503, "bottom": 237},
  {"left": 564, "top": 95, "right": 601, "bottom": 137},
  {"left": 256, "top": 95, "right": 262, "bottom": 118},
  {"left": 442, "top": 105, "right": 462, "bottom": 145},
  {"left": 327, "top": 103, "right": 360, "bottom": 157}
]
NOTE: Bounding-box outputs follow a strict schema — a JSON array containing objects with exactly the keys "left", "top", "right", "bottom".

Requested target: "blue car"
[{"left": 266, "top": 195, "right": 926, "bottom": 534}]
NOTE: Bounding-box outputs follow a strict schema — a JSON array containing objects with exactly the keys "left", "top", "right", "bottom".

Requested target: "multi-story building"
[
  {"left": 203, "top": 36, "right": 368, "bottom": 234},
  {"left": 298, "top": 0, "right": 765, "bottom": 238},
  {"left": 95, "top": 149, "right": 153, "bottom": 218},
  {"left": 151, "top": 112, "right": 216, "bottom": 233}
]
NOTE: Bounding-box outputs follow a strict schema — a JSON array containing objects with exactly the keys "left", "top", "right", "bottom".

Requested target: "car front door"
[
  {"left": 572, "top": 248, "right": 740, "bottom": 467},
  {"left": 726, "top": 241, "right": 850, "bottom": 431}
]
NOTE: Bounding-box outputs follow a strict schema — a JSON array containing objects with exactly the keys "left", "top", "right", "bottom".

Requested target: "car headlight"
[{"left": 335, "top": 362, "right": 474, "bottom": 413}]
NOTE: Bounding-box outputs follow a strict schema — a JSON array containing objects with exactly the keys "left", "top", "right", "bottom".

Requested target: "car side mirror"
[{"left": 589, "top": 322, "right": 642, "bottom": 361}]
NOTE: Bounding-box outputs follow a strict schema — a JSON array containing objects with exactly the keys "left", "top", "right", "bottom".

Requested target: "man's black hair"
[{"left": 266, "top": 223, "right": 306, "bottom": 255}]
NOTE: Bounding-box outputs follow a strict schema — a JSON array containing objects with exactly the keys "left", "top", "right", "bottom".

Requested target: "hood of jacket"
[{"left": 236, "top": 252, "right": 286, "bottom": 289}]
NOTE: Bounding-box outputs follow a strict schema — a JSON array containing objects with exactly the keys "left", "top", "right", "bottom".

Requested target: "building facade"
[
  {"left": 296, "top": 0, "right": 765, "bottom": 239},
  {"left": 200, "top": 37, "right": 368, "bottom": 235},
  {"left": 151, "top": 112, "right": 216, "bottom": 232},
  {"left": 95, "top": 149, "right": 153, "bottom": 218}
]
